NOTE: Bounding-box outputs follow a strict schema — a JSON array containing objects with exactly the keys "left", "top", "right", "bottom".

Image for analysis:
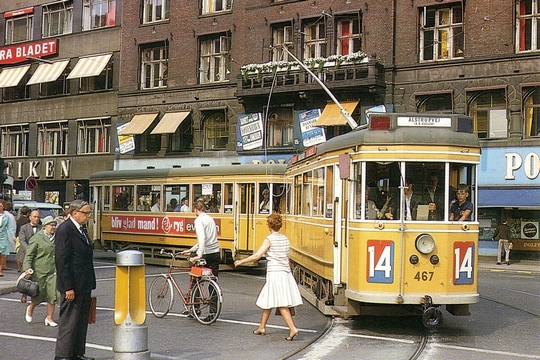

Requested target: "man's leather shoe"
[{"left": 74, "top": 355, "right": 95, "bottom": 360}]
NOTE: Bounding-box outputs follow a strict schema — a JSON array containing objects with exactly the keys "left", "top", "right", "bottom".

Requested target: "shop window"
[
  {"left": 140, "top": 43, "right": 168, "bottom": 89},
  {"left": 1, "top": 125, "right": 29, "bottom": 157},
  {"left": 517, "top": 0, "right": 540, "bottom": 52},
  {"left": 83, "top": 0, "right": 116, "bottom": 30},
  {"left": 79, "top": 58, "right": 113, "bottom": 92},
  {"left": 416, "top": 93, "right": 453, "bottom": 113},
  {"left": 203, "top": 110, "right": 228, "bottom": 150},
  {"left": 468, "top": 91, "right": 507, "bottom": 139},
  {"left": 77, "top": 118, "right": 111, "bottom": 154},
  {"left": 39, "top": 66, "right": 71, "bottom": 97},
  {"left": 271, "top": 23, "right": 294, "bottom": 62},
  {"left": 6, "top": 12, "right": 33, "bottom": 45},
  {"left": 419, "top": 5, "right": 463, "bottom": 61},
  {"left": 42, "top": 1, "right": 73, "bottom": 38},
  {"left": 336, "top": 16, "right": 362, "bottom": 55},
  {"left": 143, "top": 0, "right": 170, "bottom": 23},
  {"left": 199, "top": 35, "right": 230, "bottom": 84},
  {"left": 201, "top": 0, "right": 232, "bottom": 14},
  {"left": 169, "top": 117, "right": 193, "bottom": 152},
  {"left": 266, "top": 107, "right": 294, "bottom": 148},
  {"left": 37, "top": 121, "right": 68, "bottom": 156},
  {"left": 524, "top": 88, "right": 540, "bottom": 137},
  {"left": 303, "top": 19, "right": 326, "bottom": 59}
]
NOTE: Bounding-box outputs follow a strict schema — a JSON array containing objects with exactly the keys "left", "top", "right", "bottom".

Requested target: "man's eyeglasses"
[{"left": 78, "top": 210, "right": 92, "bottom": 215}]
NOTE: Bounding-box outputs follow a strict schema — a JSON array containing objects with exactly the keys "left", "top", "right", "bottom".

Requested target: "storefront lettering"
[
  {"left": 29, "top": 161, "right": 39, "bottom": 177},
  {"left": 505, "top": 152, "right": 540, "bottom": 180},
  {"left": 45, "top": 161, "right": 54, "bottom": 178},
  {"left": 9, "top": 159, "right": 71, "bottom": 179}
]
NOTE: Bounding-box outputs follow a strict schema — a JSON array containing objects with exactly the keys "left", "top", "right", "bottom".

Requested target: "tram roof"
[
  {"left": 316, "top": 113, "right": 480, "bottom": 155},
  {"left": 90, "top": 163, "right": 287, "bottom": 181}
]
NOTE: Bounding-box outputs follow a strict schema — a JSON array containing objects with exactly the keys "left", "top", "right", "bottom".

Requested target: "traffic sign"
[{"left": 25, "top": 177, "right": 38, "bottom": 191}]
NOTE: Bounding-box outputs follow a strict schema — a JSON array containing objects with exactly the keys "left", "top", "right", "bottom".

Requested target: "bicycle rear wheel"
[
  {"left": 190, "top": 278, "right": 222, "bottom": 325},
  {"left": 149, "top": 275, "right": 174, "bottom": 318}
]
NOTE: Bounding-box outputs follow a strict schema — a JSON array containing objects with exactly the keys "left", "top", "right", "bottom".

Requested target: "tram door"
[
  {"left": 235, "top": 183, "right": 256, "bottom": 253},
  {"left": 88, "top": 185, "right": 101, "bottom": 241}
]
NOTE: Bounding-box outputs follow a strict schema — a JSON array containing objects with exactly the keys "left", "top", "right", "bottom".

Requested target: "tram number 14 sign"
[
  {"left": 453, "top": 241, "right": 475, "bottom": 285},
  {"left": 367, "top": 240, "right": 394, "bottom": 283}
]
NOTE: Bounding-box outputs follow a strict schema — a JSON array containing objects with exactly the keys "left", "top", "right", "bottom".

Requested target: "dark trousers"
[
  {"left": 202, "top": 252, "right": 220, "bottom": 278},
  {"left": 55, "top": 292, "right": 92, "bottom": 358}
]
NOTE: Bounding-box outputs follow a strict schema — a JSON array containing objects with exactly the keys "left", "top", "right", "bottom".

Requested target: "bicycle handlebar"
[{"left": 159, "top": 249, "right": 207, "bottom": 267}]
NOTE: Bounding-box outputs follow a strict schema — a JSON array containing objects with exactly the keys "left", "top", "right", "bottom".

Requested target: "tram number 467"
[
  {"left": 454, "top": 241, "right": 475, "bottom": 285},
  {"left": 367, "top": 240, "right": 394, "bottom": 283}
]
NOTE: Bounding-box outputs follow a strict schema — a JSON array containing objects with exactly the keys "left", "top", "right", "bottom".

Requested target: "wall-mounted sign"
[
  {"left": 521, "top": 221, "right": 539, "bottom": 240},
  {"left": 0, "top": 39, "right": 58, "bottom": 65}
]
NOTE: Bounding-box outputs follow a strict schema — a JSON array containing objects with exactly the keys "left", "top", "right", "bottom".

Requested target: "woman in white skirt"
[{"left": 234, "top": 213, "right": 302, "bottom": 340}]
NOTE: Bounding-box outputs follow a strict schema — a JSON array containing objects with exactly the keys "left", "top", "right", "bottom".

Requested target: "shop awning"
[
  {"left": 150, "top": 111, "right": 191, "bottom": 134},
  {"left": 67, "top": 53, "right": 112, "bottom": 79},
  {"left": 119, "top": 113, "right": 159, "bottom": 135},
  {"left": 478, "top": 188, "right": 540, "bottom": 208},
  {"left": 314, "top": 101, "right": 359, "bottom": 126},
  {"left": 0, "top": 64, "right": 30, "bottom": 88},
  {"left": 27, "top": 59, "right": 69, "bottom": 85}
]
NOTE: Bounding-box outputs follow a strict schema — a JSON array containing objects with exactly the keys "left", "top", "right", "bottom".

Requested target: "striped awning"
[
  {"left": 0, "top": 65, "right": 30, "bottom": 88},
  {"left": 151, "top": 111, "right": 191, "bottom": 134},
  {"left": 67, "top": 53, "right": 112, "bottom": 79},
  {"left": 314, "top": 101, "right": 359, "bottom": 126},
  {"left": 119, "top": 113, "right": 159, "bottom": 135},
  {"left": 27, "top": 60, "right": 69, "bottom": 85}
]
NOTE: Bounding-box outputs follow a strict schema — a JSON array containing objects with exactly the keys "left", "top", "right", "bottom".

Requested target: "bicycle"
[{"left": 148, "top": 249, "right": 222, "bottom": 325}]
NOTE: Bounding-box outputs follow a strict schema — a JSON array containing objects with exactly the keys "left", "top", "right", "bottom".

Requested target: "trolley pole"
[{"left": 113, "top": 250, "right": 150, "bottom": 359}]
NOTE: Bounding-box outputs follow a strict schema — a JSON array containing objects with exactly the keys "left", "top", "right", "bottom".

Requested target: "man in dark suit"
[
  {"left": 54, "top": 200, "right": 96, "bottom": 360},
  {"left": 423, "top": 173, "right": 444, "bottom": 218}
]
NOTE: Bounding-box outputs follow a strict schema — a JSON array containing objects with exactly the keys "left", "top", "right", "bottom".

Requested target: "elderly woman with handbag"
[{"left": 23, "top": 216, "right": 59, "bottom": 326}]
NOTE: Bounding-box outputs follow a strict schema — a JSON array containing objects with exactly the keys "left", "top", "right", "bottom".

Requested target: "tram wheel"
[{"left": 422, "top": 306, "right": 443, "bottom": 328}]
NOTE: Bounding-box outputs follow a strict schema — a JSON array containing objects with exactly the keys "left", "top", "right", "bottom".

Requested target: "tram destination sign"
[{"left": 397, "top": 116, "right": 451, "bottom": 127}]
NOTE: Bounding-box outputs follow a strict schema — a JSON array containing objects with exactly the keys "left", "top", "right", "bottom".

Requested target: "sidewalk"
[{"left": 1, "top": 251, "right": 537, "bottom": 296}]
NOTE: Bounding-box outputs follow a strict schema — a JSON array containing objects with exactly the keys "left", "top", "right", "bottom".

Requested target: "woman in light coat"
[{"left": 23, "top": 216, "right": 59, "bottom": 326}]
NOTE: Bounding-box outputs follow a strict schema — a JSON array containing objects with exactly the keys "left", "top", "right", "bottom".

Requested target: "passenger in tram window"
[
  {"left": 177, "top": 197, "right": 190, "bottom": 212},
  {"left": 403, "top": 178, "right": 422, "bottom": 220},
  {"left": 207, "top": 198, "right": 219, "bottom": 213},
  {"left": 260, "top": 189, "right": 271, "bottom": 213},
  {"left": 167, "top": 198, "right": 178, "bottom": 212},
  {"left": 423, "top": 173, "right": 444, "bottom": 214},
  {"left": 449, "top": 184, "right": 473, "bottom": 221},
  {"left": 151, "top": 195, "right": 161, "bottom": 212},
  {"left": 427, "top": 202, "right": 442, "bottom": 221},
  {"left": 136, "top": 196, "right": 150, "bottom": 211}
]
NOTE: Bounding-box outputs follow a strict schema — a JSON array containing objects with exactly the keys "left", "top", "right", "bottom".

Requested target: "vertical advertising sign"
[
  {"left": 299, "top": 109, "right": 326, "bottom": 147},
  {"left": 236, "top": 113, "right": 264, "bottom": 151},
  {"left": 116, "top": 123, "right": 135, "bottom": 155}
]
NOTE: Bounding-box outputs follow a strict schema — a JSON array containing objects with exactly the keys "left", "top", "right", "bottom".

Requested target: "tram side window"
[
  {"left": 312, "top": 168, "right": 325, "bottom": 217},
  {"left": 302, "top": 171, "right": 312, "bottom": 216},
  {"left": 136, "top": 185, "right": 161, "bottom": 212},
  {"left": 103, "top": 185, "right": 110, "bottom": 211},
  {"left": 223, "top": 183, "right": 233, "bottom": 213},
  {"left": 113, "top": 185, "right": 134, "bottom": 211},
  {"left": 259, "top": 183, "right": 286, "bottom": 214},
  {"left": 193, "top": 183, "right": 222, "bottom": 213},
  {"left": 293, "top": 175, "right": 301, "bottom": 215},
  {"left": 325, "top": 166, "right": 333, "bottom": 218},
  {"left": 165, "top": 184, "right": 189, "bottom": 211}
]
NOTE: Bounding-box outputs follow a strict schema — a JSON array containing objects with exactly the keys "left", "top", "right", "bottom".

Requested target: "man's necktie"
[{"left": 80, "top": 225, "right": 89, "bottom": 245}]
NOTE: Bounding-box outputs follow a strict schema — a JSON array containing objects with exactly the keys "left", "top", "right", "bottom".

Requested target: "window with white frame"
[
  {"left": 143, "top": 0, "right": 170, "bottom": 24},
  {"left": 336, "top": 17, "right": 361, "bottom": 55},
  {"left": 266, "top": 107, "right": 294, "bottom": 148},
  {"left": 524, "top": 88, "right": 540, "bottom": 137},
  {"left": 37, "top": 122, "right": 68, "bottom": 155},
  {"left": 6, "top": 13, "right": 33, "bottom": 44},
  {"left": 140, "top": 43, "right": 168, "bottom": 89},
  {"left": 1, "top": 125, "right": 29, "bottom": 157},
  {"left": 468, "top": 91, "right": 507, "bottom": 139},
  {"left": 419, "top": 5, "right": 463, "bottom": 61},
  {"left": 43, "top": 1, "right": 73, "bottom": 38},
  {"left": 199, "top": 35, "right": 230, "bottom": 84},
  {"left": 201, "top": 0, "right": 232, "bottom": 15},
  {"left": 83, "top": 0, "right": 116, "bottom": 30},
  {"left": 80, "top": 58, "right": 113, "bottom": 92},
  {"left": 517, "top": 0, "right": 540, "bottom": 52},
  {"left": 77, "top": 118, "right": 111, "bottom": 154},
  {"left": 272, "top": 24, "right": 293, "bottom": 62},
  {"left": 303, "top": 20, "right": 326, "bottom": 59},
  {"left": 203, "top": 111, "right": 228, "bottom": 150}
]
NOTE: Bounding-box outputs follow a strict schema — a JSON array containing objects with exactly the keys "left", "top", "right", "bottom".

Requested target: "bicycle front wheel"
[
  {"left": 149, "top": 275, "right": 174, "bottom": 318},
  {"left": 190, "top": 278, "right": 222, "bottom": 325}
]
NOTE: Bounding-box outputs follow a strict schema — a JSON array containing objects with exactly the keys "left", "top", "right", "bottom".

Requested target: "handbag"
[
  {"left": 16, "top": 271, "right": 39, "bottom": 297},
  {"left": 88, "top": 296, "right": 97, "bottom": 324}
]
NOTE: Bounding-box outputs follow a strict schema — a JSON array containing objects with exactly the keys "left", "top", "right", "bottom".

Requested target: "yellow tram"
[
  {"left": 88, "top": 164, "right": 287, "bottom": 266},
  {"left": 282, "top": 113, "right": 480, "bottom": 327}
]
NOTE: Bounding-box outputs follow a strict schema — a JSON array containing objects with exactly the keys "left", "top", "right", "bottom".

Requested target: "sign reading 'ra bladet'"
[{"left": 0, "top": 39, "right": 58, "bottom": 65}]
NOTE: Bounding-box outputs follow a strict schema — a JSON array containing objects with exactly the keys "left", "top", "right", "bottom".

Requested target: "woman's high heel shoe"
[
  {"left": 285, "top": 330, "right": 299, "bottom": 341},
  {"left": 44, "top": 318, "right": 58, "bottom": 327},
  {"left": 253, "top": 328, "right": 266, "bottom": 335}
]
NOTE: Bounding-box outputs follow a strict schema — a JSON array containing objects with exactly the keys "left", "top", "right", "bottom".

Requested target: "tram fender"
[{"left": 446, "top": 304, "right": 470, "bottom": 316}]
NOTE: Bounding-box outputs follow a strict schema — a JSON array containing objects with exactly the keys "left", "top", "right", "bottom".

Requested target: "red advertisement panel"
[
  {"left": 109, "top": 215, "right": 221, "bottom": 236},
  {"left": 0, "top": 39, "right": 58, "bottom": 65}
]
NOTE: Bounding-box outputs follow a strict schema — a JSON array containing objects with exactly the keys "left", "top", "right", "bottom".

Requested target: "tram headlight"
[
  {"left": 415, "top": 234, "right": 435, "bottom": 254},
  {"left": 409, "top": 254, "right": 419, "bottom": 264}
]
